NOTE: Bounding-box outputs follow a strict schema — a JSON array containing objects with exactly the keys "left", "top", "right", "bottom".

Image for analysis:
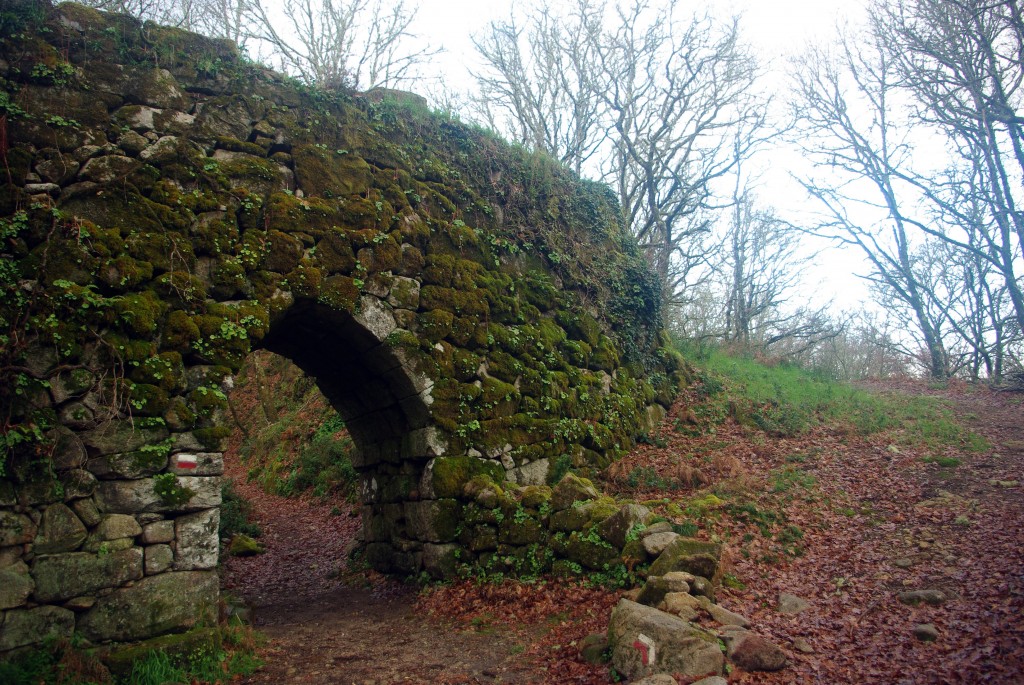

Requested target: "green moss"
[
  {"left": 480, "top": 377, "right": 520, "bottom": 419},
  {"left": 265, "top": 230, "right": 304, "bottom": 273},
  {"left": 319, "top": 274, "right": 359, "bottom": 312},
  {"left": 266, "top": 192, "right": 338, "bottom": 237},
  {"left": 113, "top": 291, "right": 167, "bottom": 336},
  {"left": 427, "top": 455, "right": 504, "bottom": 499},
  {"left": 284, "top": 260, "right": 322, "bottom": 299},
  {"left": 292, "top": 144, "right": 372, "bottom": 198},
  {"left": 316, "top": 229, "right": 357, "bottom": 273},
  {"left": 162, "top": 310, "right": 200, "bottom": 352},
  {"left": 128, "top": 383, "right": 170, "bottom": 416},
  {"left": 216, "top": 137, "right": 267, "bottom": 156},
  {"left": 422, "top": 254, "right": 456, "bottom": 287},
  {"left": 418, "top": 310, "right": 453, "bottom": 343},
  {"left": 155, "top": 271, "right": 207, "bottom": 307},
  {"left": 193, "top": 426, "right": 230, "bottom": 450}
]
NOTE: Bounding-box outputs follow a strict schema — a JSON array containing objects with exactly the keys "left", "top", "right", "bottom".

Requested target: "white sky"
[{"left": 408, "top": 0, "right": 874, "bottom": 313}]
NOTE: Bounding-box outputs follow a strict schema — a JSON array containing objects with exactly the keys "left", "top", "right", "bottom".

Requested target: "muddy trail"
[{"left": 221, "top": 382, "right": 1024, "bottom": 684}]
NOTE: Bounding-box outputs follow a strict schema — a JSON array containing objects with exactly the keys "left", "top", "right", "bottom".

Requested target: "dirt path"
[
  {"left": 222, "top": 382, "right": 1024, "bottom": 685},
  {"left": 718, "top": 382, "right": 1024, "bottom": 683},
  {"left": 221, "top": 450, "right": 546, "bottom": 684}
]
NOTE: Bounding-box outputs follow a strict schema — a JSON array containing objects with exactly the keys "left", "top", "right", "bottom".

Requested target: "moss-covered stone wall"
[{"left": 0, "top": 3, "right": 683, "bottom": 651}]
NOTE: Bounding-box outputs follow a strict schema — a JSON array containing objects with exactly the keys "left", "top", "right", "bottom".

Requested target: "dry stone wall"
[{"left": 0, "top": 3, "right": 684, "bottom": 652}]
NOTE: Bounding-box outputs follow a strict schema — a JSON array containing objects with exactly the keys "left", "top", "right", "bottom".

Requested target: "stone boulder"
[
  {"left": 641, "top": 531, "right": 679, "bottom": 557},
  {"left": 33, "top": 503, "right": 87, "bottom": 554},
  {"left": 607, "top": 599, "right": 723, "bottom": 680},
  {"left": 0, "top": 562, "right": 35, "bottom": 610},
  {"left": 721, "top": 629, "right": 787, "bottom": 672},
  {"left": 78, "top": 570, "right": 218, "bottom": 642},
  {"left": 597, "top": 503, "right": 650, "bottom": 549},
  {"left": 550, "top": 472, "right": 600, "bottom": 511},
  {"left": 637, "top": 571, "right": 696, "bottom": 607},
  {"left": 31, "top": 548, "right": 143, "bottom": 602},
  {"left": 648, "top": 537, "right": 723, "bottom": 583},
  {"left": 0, "top": 606, "right": 75, "bottom": 652}
]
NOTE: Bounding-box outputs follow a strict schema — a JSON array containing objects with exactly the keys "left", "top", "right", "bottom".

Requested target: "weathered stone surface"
[
  {"left": 141, "top": 519, "right": 175, "bottom": 544},
  {"left": 72, "top": 497, "right": 102, "bottom": 527},
  {"left": 0, "top": 562, "right": 35, "bottom": 609},
  {"left": 550, "top": 473, "right": 600, "bottom": 511},
  {"left": 608, "top": 599, "right": 723, "bottom": 680},
  {"left": 631, "top": 675, "right": 678, "bottom": 685},
  {"left": 64, "top": 595, "right": 97, "bottom": 611},
  {"left": 405, "top": 499, "right": 461, "bottom": 543},
  {"left": 174, "top": 508, "right": 219, "bottom": 570},
  {"left": 168, "top": 452, "right": 223, "bottom": 476},
  {"left": 33, "top": 503, "right": 87, "bottom": 554},
  {"left": 77, "top": 155, "right": 140, "bottom": 184},
  {"left": 642, "top": 531, "right": 680, "bottom": 557},
  {"left": 144, "top": 544, "right": 174, "bottom": 574},
  {"left": 78, "top": 571, "right": 218, "bottom": 642},
  {"left": 31, "top": 548, "right": 143, "bottom": 602},
  {"left": 722, "top": 630, "right": 787, "bottom": 671},
  {"left": 648, "top": 537, "right": 722, "bottom": 582},
  {"left": 60, "top": 468, "right": 97, "bottom": 499},
  {"left": 661, "top": 591, "right": 701, "bottom": 622},
  {"left": 80, "top": 421, "right": 168, "bottom": 457},
  {"left": 703, "top": 600, "right": 750, "bottom": 628},
  {"left": 87, "top": 451, "right": 168, "bottom": 479},
  {"left": 92, "top": 513, "right": 143, "bottom": 541},
  {"left": 421, "top": 543, "right": 460, "bottom": 579},
  {"left": 0, "top": 606, "right": 75, "bottom": 652},
  {"left": 598, "top": 503, "right": 650, "bottom": 549},
  {"left": 898, "top": 589, "right": 947, "bottom": 606},
  {"left": 47, "top": 425, "right": 87, "bottom": 469},
  {"left": 637, "top": 572, "right": 696, "bottom": 607},
  {"left": 692, "top": 677, "right": 728, "bottom": 685},
  {"left": 778, "top": 593, "right": 810, "bottom": 615},
  {"left": 95, "top": 476, "right": 221, "bottom": 513},
  {"left": 913, "top": 623, "right": 939, "bottom": 642}
]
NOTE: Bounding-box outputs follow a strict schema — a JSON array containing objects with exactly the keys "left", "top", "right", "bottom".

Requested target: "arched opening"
[
  {"left": 230, "top": 299, "right": 444, "bottom": 575},
  {"left": 259, "top": 300, "right": 433, "bottom": 458}
]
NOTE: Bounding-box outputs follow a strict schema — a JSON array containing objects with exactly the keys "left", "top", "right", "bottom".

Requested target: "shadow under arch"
[
  {"left": 255, "top": 299, "right": 445, "bottom": 573},
  {"left": 260, "top": 299, "right": 432, "bottom": 452}
]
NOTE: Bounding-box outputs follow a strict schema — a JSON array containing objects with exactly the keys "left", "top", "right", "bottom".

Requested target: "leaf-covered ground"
[{"left": 223, "top": 380, "right": 1024, "bottom": 684}]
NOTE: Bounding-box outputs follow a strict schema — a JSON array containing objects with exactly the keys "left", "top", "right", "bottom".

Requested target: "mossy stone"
[
  {"left": 498, "top": 517, "right": 545, "bottom": 545},
  {"left": 426, "top": 455, "right": 504, "bottom": 499},
  {"left": 647, "top": 537, "right": 723, "bottom": 582},
  {"left": 565, "top": 529, "right": 620, "bottom": 570}
]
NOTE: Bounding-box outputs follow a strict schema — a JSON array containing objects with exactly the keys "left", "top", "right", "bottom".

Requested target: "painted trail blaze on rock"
[{"left": 0, "top": 3, "right": 683, "bottom": 654}]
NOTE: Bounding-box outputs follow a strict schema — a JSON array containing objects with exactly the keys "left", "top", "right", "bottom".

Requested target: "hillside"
[{"left": 220, "top": 349, "right": 1024, "bottom": 683}]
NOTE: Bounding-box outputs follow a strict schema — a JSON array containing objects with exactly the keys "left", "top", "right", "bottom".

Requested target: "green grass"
[
  {"left": 922, "top": 455, "right": 962, "bottom": 468},
  {"left": 677, "top": 342, "right": 989, "bottom": 450},
  {"left": 0, "top": 626, "right": 262, "bottom": 685}
]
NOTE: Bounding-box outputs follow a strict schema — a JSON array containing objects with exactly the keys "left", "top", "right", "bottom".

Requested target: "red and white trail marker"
[{"left": 174, "top": 454, "right": 198, "bottom": 469}]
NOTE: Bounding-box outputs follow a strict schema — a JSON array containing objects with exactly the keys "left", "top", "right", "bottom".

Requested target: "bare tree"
[
  {"left": 246, "top": 0, "right": 437, "bottom": 89},
  {"left": 472, "top": 0, "right": 608, "bottom": 176},
  {"left": 472, "top": 0, "right": 773, "bottom": 307},
  {"left": 80, "top": 0, "right": 436, "bottom": 91},
  {"left": 870, "top": 0, "right": 1024, "bottom": 341},
  {"left": 791, "top": 37, "right": 952, "bottom": 378}
]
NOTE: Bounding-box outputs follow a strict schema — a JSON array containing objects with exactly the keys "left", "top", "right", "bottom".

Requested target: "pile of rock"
[{"left": 593, "top": 534, "right": 788, "bottom": 681}]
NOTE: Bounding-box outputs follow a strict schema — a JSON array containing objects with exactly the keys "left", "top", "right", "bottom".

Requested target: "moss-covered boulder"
[
  {"left": 78, "top": 571, "right": 218, "bottom": 642},
  {"left": 647, "top": 537, "right": 723, "bottom": 584}
]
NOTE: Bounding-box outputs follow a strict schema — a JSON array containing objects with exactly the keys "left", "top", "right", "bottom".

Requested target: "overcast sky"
[{"left": 406, "top": 0, "right": 873, "bottom": 312}]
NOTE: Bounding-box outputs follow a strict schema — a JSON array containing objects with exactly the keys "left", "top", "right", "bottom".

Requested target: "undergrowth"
[
  {"left": 230, "top": 351, "right": 359, "bottom": 500},
  {"left": 0, "top": 625, "right": 262, "bottom": 685},
  {"left": 678, "top": 342, "right": 988, "bottom": 450}
]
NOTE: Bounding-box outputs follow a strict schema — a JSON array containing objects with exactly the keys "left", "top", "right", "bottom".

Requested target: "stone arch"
[{"left": 0, "top": 4, "right": 683, "bottom": 652}]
